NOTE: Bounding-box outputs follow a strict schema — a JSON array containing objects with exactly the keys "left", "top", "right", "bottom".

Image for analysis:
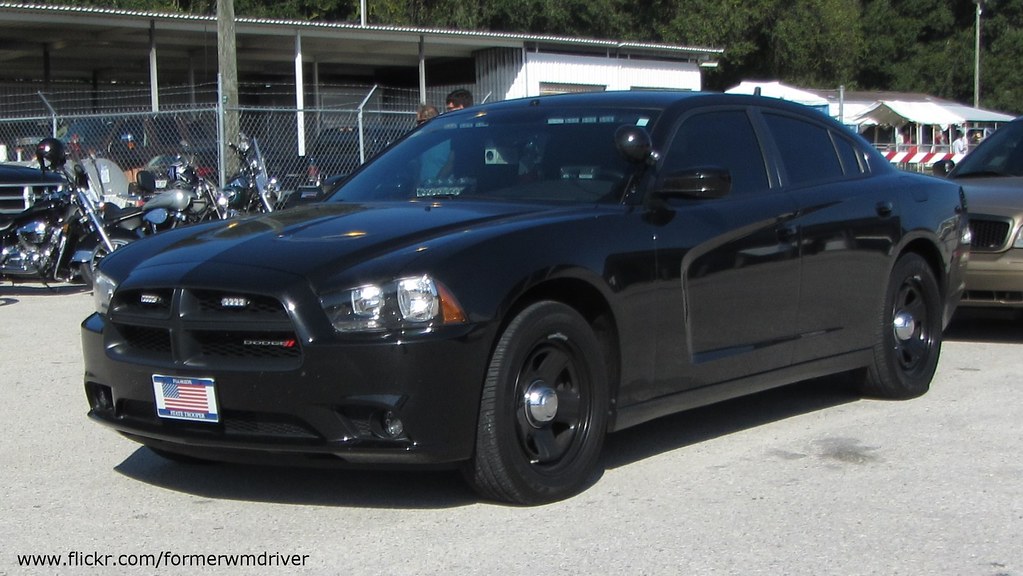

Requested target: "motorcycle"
[
  {"left": 135, "top": 154, "right": 231, "bottom": 231},
  {"left": 222, "top": 134, "right": 282, "bottom": 214},
  {"left": 0, "top": 138, "right": 149, "bottom": 286}
]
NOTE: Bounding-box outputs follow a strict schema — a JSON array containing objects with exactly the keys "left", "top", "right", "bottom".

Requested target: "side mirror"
[
  {"left": 655, "top": 168, "right": 732, "bottom": 199},
  {"left": 136, "top": 170, "right": 157, "bottom": 194},
  {"left": 932, "top": 159, "right": 955, "bottom": 177}
]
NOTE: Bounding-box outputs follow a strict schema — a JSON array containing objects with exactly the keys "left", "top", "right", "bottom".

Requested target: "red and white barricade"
[{"left": 884, "top": 150, "right": 966, "bottom": 166}]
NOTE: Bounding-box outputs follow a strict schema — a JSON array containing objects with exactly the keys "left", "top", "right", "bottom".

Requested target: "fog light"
[
  {"left": 382, "top": 411, "right": 404, "bottom": 438},
  {"left": 87, "top": 383, "right": 114, "bottom": 412}
]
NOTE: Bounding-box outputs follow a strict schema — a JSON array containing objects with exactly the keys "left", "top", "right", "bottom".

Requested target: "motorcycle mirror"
[
  {"left": 136, "top": 170, "right": 157, "bottom": 194},
  {"left": 932, "top": 159, "right": 955, "bottom": 177},
  {"left": 74, "top": 164, "right": 90, "bottom": 188}
]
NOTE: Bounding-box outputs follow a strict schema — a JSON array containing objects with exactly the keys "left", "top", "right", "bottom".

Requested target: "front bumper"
[
  {"left": 960, "top": 249, "right": 1023, "bottom": 308},
  {"left": 81, "top": 311, "right": 491, "bottom": 466}
]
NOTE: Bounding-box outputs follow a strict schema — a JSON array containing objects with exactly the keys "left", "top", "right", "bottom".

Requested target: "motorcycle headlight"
[
  {"left": 92, "top": 270, "right": 117, "bottom": 315},
  {"left": 321, "top": 274, "right": 466, "bottom": 333}
]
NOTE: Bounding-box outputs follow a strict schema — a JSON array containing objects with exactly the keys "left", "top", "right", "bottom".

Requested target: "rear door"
[{"left": 759, "top": 110, "right": 900, "bottom": 363}]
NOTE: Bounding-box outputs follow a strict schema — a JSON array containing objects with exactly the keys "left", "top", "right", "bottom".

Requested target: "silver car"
[{"left": 938, "top": 117, "right": 1023, "bottom": 309}]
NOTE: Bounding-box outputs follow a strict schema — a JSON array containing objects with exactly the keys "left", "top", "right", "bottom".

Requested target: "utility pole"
[
  {"left": 218, "top": 0, "right": 240, "bottom": 175},
  {"left": 974, "top": 0, "right": 983, "bottom": 108}
]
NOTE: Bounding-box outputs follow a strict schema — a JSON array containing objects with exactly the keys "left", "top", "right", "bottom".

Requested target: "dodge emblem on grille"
[{"left": 242, "top": 339, "right": 297, "bottom": 348}]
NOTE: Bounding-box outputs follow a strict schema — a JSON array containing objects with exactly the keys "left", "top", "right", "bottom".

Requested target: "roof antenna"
[{"left": 754, "top": 87, "right": 762, "bottom": 96}]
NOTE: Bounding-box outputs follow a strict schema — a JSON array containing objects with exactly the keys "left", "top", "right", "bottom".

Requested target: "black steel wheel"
[
  {"left": 464, "top": 301, "right": 608, "bottom": 505},
  {"left": 858, "top": 253, "right": 942, "bottom": 399}
]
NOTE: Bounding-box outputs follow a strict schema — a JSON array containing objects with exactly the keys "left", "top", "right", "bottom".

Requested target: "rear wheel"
[
  {"left": 858, "top": 253, "right": 942, "bottom": 399},
  {"left": 463, "top": 301, "right": 608, "bottom": 505}
]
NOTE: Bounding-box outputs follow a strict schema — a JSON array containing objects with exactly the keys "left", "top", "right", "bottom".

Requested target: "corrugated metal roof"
[
  {"left": 0, "top": 2, "right": 720, "bottom": 89},
  {"left": 0, "top": 2, "right": 721, "bottom": 56}
]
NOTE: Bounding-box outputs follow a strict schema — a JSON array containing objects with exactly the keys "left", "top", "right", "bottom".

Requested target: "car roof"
[{"left": 457, "top": 90, "right": 823, "bottom": 117}]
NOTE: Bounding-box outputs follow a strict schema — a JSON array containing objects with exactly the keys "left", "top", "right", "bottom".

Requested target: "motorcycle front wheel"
[{"left": 79, "top": 235, "right": 135, "bottom": 289}]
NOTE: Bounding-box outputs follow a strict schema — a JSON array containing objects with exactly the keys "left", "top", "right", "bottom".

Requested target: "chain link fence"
[{"left": 0, "top": 83, "right": 442, "bottom": 198}]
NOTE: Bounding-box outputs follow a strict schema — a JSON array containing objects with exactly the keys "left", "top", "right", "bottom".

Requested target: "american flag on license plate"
[{"left": 153, "top": 375, "right": 219, "bottom": 423}]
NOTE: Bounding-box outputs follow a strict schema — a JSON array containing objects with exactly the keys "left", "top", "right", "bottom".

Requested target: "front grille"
[
  {"left": 118, "top": 325, "right": 172, "bottom": 353},
  {"left": 962, "top": 290, "right": 1023, "bottom": 305},
  {"left": 0, "top": 182, "right": 61, "bottom": 214},
  {"left": 111, "top": 288, "right": 173, "bottom": 318},
  {"left": 116, "top": 399, "right": 320, "bottom": 440},
  {"left": 192, "top": 290, "right": 289, "bottom": 319},
  {"left": 224, "top": 414, "right": 319, "bottom": 438},
  {"left": 194, "top": 330, "right": 301, "bottom": 359},
  {"left": 108, "top": 287, "right": 302, "bottom": 369},
  {"left": 969, "top": 217, "right": 1012, "bottom": 251}
]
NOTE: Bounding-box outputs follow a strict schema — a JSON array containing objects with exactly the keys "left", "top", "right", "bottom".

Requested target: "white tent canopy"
[
  {"left": 725, "top": 81, "right": 829, "bottom": 107},
  {"left": 850, "top": 100, "right": 1014, "bottom": 127}
]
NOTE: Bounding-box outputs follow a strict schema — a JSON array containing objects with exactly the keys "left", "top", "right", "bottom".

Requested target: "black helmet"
[{"left": 36, "top": 137, "right": 67, "bottom": 172}]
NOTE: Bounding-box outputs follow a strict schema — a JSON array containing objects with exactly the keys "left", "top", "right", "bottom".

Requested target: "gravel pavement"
[{"left": 1, "top": 283, "right": 1020, "bottom": 575}]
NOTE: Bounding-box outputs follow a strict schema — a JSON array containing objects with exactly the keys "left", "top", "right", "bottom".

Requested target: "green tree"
[
  {"left": 768, "top": 0, "right": 862, "bottom": 87},
  {"left": 485, "top": 0, "right": 631, "bottom": 38},
  {"left": 645, "top": 0, "right": 862, "bottom": 91},
  {"left": 982, "top": 0, "right": 1023, "bottom": 113}
]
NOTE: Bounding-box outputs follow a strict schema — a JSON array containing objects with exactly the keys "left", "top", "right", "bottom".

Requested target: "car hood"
[
  {"left": 118, "top": 200, "right": 574, "bottom": 282},
  {"left": 953, "top": 176, "right": 1023, "bottom": 215},
  {"left": 0, "top": 162, "right": 61, "bottom": 182}
]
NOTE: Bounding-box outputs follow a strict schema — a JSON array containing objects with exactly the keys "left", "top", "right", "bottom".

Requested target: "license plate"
[
  {"left": 155, "top": 179, "right": 167, "bottom": 189},
  {"left": 152, "top": 375, "right": 220, "bottom": 423}
]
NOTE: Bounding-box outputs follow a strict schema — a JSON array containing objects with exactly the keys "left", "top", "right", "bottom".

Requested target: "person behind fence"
[
  {"left": 420, "top": 89, "right": 475, "bottom": 183},
  {"left": 416, "top": 104, "right": 439, "bottom": 126},
  {"left": 952, "top": 129, "right": 968, "bottom": 154},
  {"left": 445, "top": 89, "right": 474, "bottom": 112}
]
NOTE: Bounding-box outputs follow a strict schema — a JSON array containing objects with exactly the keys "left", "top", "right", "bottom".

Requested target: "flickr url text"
[{"left": 16, "top": 550, "right": 310, "bottom": 569}]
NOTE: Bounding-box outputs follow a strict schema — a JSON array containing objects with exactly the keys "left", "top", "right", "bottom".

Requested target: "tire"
[
  {"left": 79, "top": 236, "right": 134, "bottom": 289},
  {"left": 858, "top": 253, "right": 942, "bottom": 399},
  {"left": 463, "top": 301, "right": 609, "bottom": 505}
]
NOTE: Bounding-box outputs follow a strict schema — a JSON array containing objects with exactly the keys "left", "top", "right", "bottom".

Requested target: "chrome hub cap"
[
  {"left": 524, "top": 380, "right": 559, "bottom": 428},
  {"left": 893, "top": 311, "right": 916, "bottom": 341}
]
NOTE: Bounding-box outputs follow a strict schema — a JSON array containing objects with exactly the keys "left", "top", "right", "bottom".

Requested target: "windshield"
[
  {"left": 952, "top": 119, "right": 1023, "bottom": 177},
  {"left": 325, "top": 107, "right": 658, "bottom": 204}
]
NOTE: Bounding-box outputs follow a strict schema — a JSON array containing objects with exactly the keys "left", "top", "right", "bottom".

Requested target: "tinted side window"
[
  {"left": 833, "top": 134, "right": 865, "bottom": 175},
  {"left": 661, "top": 109, "right": 769, "bottom": 194},
  {"left": 763, "top": 113, "right": 844, "bottom": 185}
]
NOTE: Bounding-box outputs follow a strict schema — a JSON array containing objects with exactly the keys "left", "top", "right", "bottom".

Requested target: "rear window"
[{"left": 763, "top": 112, "right": 845, "bottom": 185}]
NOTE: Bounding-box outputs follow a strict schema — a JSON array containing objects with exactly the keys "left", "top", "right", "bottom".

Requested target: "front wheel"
[
  {"left": 79, "top": 236, "right": 134, "bottom": 288},
  {"left": 857, "top": 253, "right": 942, "bottom": 399},
  {"left": 463, "top": 301, "right": 609, "bottom": 505}
]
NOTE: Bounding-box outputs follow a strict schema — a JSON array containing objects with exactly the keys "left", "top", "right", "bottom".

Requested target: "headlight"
[
  {"left": 92, "top": 270, "right": 117, "bottom": 315},
  {"left": 321, "top": 274, "right": 466, "bottom": 333}
]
